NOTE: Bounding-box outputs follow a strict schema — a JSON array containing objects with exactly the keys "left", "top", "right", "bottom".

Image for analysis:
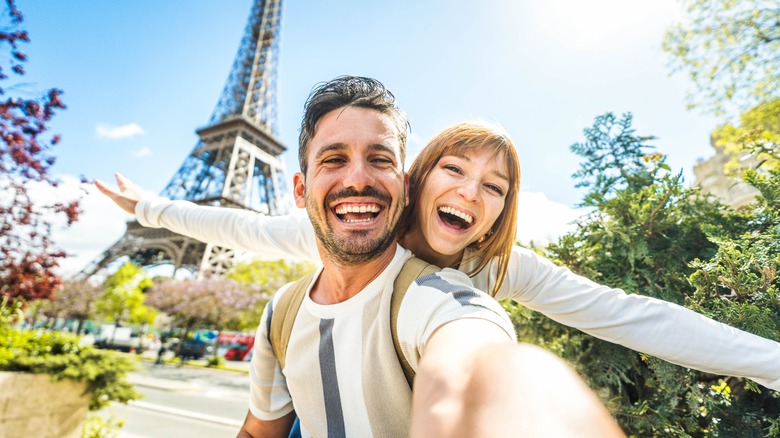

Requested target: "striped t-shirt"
[{"left": 248, "top": 245, "right": 515, "bottom": 437}]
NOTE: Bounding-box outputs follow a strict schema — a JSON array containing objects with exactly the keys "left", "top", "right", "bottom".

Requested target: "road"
[{"left": 100, "top": 360, "right": 251, "bottom": 437}]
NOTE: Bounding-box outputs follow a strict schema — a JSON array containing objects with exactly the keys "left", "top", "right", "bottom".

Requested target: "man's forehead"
[{"left": 309, "top": 107, "right": 402, "bottom": 155}]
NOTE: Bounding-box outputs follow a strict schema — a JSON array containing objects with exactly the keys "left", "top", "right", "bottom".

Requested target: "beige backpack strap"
[
  {"left": 270, "top": 273, "right": 314, "bottom": 371},
  {"left": 391, "top": 257, "right": 440, "bottom": 387}
]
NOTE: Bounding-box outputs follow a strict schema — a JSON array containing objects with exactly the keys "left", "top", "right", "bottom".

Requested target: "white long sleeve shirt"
[{"left": 137, "top": 197, "right": 780, "bottom": 391}]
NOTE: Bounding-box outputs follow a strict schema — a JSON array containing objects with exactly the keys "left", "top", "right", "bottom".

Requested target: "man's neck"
[{"left": 310, "top": 244, "right": 399, "bottom": 305}]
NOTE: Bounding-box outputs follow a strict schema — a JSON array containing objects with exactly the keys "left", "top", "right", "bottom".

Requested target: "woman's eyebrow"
[{"left": 448, "top": 153, "right": 509, "bottom": 182}]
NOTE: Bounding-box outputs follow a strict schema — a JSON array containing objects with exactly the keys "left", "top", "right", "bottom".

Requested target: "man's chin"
[{"left": 325, "top": 236, "right": 396, "bottom": 265}]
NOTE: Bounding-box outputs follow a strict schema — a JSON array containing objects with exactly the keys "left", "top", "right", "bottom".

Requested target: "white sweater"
[{"left": 137, "top": 197, "right": 780, "bottom": 391}]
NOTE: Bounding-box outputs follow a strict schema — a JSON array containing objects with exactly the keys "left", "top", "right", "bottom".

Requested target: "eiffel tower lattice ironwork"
[{"left": 81, "top": 0, "right": 287, "bottom": 279}]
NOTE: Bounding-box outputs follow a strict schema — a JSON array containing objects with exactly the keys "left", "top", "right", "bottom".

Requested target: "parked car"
[
  {"left": 178, "top": 338, "right": 213, "bottom": 360},
  {"left": 93, "top": 325, "right": 152, "bottom": 353},
  {"left": 219, "top": 332, "right": 255, "bottom": 361}
]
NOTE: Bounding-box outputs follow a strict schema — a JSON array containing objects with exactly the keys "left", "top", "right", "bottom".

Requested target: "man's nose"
[{"left": 342, "top": 160, "right": 377, "bottom": 190}]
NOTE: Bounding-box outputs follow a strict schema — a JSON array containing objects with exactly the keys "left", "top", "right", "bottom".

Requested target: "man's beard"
[{"left": 307, "top": 186, "right": 404, "bottom": 266}]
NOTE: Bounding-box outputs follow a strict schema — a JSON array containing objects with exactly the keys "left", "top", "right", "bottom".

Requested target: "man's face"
[{"left": 293, "top": 106, "right": 408, "bottom": 265}]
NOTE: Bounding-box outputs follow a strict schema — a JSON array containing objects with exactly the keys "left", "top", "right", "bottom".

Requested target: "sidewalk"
[{"left": 127, "top": 350, "right": 251, "bottom": 392}]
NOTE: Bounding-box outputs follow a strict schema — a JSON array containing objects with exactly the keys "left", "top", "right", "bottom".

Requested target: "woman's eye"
[
  {"left": 443, "top": 164, "right": 462, "bottom": 174},
  {"left": 485, "top": 184, "right": 504, "bottom": 196}
]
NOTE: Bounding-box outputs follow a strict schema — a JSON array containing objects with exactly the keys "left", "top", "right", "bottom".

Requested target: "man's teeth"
[
  {"left": 439, "top": 206, "right": 474, "bottom": 224},
  {"left": 335, "top": 204, "right": 381, "bottom": 215}
]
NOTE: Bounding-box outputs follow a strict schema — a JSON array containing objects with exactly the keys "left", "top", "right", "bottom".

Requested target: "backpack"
[{"left": 269, "top": 256, "right": 439, "bottom": 387}]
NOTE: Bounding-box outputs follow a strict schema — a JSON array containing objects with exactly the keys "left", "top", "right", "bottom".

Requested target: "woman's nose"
[{"left": 457, "top": 179, "right": 480, "bottom": 202}]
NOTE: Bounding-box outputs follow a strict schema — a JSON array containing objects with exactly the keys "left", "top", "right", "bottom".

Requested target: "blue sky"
[{"left": 16, "top": 1, "right": 722, "bottom": 275}]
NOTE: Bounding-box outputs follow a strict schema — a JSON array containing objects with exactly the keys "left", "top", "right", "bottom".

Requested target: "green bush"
[
  {"left": 519, "top": 114, "right": 780, "bottom": 436},
  {"left": 0, "top": 299, "right": 140, "bottom": 410},
  {"left": 206, "top": 355, "right": 224, "bottom": 368}
]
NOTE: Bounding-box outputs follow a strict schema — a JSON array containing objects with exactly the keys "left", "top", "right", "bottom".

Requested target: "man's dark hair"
[{"left": 297, "top": 76, "right": 409, "bottom": 175}]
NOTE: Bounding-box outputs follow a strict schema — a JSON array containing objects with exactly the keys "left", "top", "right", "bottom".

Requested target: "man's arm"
[
  {"left": 410, "top": 318, "right": 625, "bottom": 438},
  {"left": 236, "top": 410, "right": 295, "bottom": 438}
]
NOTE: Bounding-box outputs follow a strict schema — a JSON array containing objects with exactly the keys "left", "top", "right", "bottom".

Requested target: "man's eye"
[
  {"left": 323, "top": 157, "right": 345, "bottom": 165},
  {"left": 371, "top": 157, "right": 394, "bottom": 165}
]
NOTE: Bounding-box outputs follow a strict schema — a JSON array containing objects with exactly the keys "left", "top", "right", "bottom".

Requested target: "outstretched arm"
[
  {"left": 494, "top": 246, "right": 780, "bottom": 391},
  {"left": 410, "top": 319, "right": 624, "bottom": 438},
  {"left": 95, "top": 173, "right": 320, "bottom": 260}
]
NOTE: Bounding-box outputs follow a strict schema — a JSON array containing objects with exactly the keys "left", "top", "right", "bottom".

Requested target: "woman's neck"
[{"left": 399, "top": 231, "right": 463, "bottom": 269}]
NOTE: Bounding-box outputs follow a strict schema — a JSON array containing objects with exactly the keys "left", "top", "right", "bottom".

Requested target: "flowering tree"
[
  {"left": 50, "top": 279, "right": 103, "bottom": 334},
  {"left": 145, "top": 277, "right": 261, "bottom": 356},
  {"left": 0, "top": 0, "right": 76, "bottom": 303}
]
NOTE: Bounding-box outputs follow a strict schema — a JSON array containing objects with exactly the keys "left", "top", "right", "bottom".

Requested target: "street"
[{"left": 101, "top": 360, "right": 251, "bottom": 437}]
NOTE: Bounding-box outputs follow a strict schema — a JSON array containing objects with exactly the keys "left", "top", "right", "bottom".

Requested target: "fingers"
[
  {"left": 95, "top": 173, "right": 140, "bottom": 215},
  {"left": 115, "top": 172, "right": 130, "bottom": 192},
  {"left": 95, "top": 179, "right": 117, "bottom": 197}
]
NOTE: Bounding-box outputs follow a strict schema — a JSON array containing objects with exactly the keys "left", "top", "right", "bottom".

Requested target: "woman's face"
[{"left": 414, "top": 149, "right": 509, "bottom": 262}]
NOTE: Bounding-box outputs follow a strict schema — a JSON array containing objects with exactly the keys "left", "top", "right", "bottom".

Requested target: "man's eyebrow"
[
  {"left": 367, "top": 143, "right": 398, "bottom": 157},
  {"left": 314, "top": 143, "right": 347, "bottom": 161},
  {"left": 314, "top": 143, "right": 399, "bottom": 160}
]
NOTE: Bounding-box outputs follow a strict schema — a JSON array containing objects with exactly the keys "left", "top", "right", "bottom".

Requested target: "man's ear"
[
  {"left": 404, "top": 172, "right": 410, "bottom": 207},
  {"left": 293, "top": 172, "right": 306, "bottom": 208}
]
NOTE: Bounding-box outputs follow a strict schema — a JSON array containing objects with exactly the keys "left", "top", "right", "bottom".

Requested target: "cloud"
[
  {"left": 516, "top": 191, "right": 584, "bottom": 246},
  {"left": 24, "top": 174, "right": 132, "bottom": 277},
  {"left": 95, "top": 122, "right": 146, "bottom": 140},
  {"left": 132, "top": 147, "right": 152, "bottom": 158}
]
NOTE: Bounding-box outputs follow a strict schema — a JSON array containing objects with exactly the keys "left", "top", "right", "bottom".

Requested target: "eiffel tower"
[{"left": 81, "top": 0, "right": 287, "bottom": 279}]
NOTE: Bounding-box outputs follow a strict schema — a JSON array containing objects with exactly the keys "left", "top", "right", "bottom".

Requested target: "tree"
[
  {"left": 226, "top": 258, "right": 316, "bottom": 329},
  {"left": 663, "top": 0, "right": 780, "bottom": 116},
  {"left": 0, "top": 0, "right": 76, "bottom": 304},
  {"left": 145, "top": 277, "right": 259, "bottom": 358},
  {"left": 509, "top": 112, "right": 780, "bottom": 436},
  {"left": 95, "top": 262, "right": 153, "bottom": 333},
  {"left": 50, "top": 279, "right": 103, "bottom": 334},
  {"left": 713, "top": 98, "right": 780, "bottom": 173}
]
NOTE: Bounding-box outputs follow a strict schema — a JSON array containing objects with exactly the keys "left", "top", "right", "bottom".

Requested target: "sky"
[{"left": 16, "top": 0, "right": 722, "bottom": 276}]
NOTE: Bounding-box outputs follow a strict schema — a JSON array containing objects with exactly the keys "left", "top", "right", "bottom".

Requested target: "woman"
[{"left": 97, "top": 121, "right": 780, "bottom": 391}]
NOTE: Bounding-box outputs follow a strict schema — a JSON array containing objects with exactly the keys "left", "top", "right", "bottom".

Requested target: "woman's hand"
[{"left": 95, "top": 172, "right": 144, "bottom": 215}]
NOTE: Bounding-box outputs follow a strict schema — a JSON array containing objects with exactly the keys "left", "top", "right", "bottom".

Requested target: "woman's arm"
[
  {"left": 97, "top": 173, "right": 319, "bottom": 261},
  {"left": 136, "top": 197, "right": 318, "bottom": 260},
  {"left": 477, "top": 246, "right": 780, "bottom": 391}
]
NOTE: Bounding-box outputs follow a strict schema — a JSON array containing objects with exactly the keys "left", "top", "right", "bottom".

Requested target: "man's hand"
[{"left": 95, "top": 172, "right": 144, "bottom": 215}]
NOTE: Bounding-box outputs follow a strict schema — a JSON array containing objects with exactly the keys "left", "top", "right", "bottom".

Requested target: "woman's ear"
[{"left": 293, "top": 172, "right": 306, "bottom": 208}]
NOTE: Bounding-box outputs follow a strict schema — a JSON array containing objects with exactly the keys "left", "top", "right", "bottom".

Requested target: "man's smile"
[{"left": 334, "top": 202, "right": 382, "bottom": 223}]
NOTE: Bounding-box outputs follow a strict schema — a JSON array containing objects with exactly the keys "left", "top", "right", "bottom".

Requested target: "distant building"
[{"left": 693, "top": 138, "right": 759, "bottom": 209}]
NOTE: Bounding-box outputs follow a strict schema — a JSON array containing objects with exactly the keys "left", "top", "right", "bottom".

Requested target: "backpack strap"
[
  {"left": 269, "top": 257, "right": 439, "bottom": 387},
  {"left": 269, "top": 272, "right": 314, "bottom": 371},
  {"left": 391, "top": 257, "right": 440, "bottom": 387}
]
